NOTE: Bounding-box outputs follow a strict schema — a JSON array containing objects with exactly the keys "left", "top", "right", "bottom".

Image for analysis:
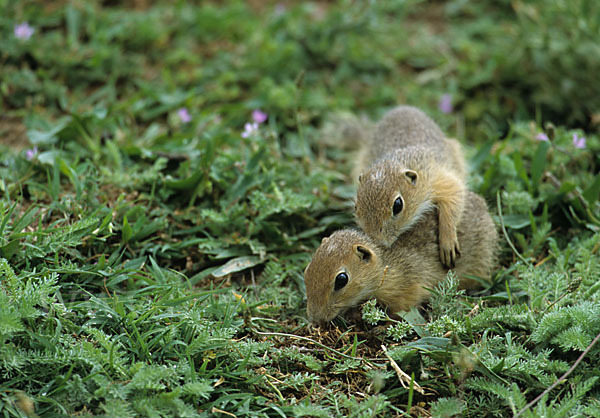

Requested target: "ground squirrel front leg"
[{"left": 432, "top": 171, "right": 465, "bottom": 268}]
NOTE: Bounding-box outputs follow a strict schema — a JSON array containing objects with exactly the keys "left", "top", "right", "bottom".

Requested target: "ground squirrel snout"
[
  {"left": 305, "top": 191, "right": 498, "bottom": 325},
  {"left": 354, "top": 106, "right": 467, "bottom": 268}
]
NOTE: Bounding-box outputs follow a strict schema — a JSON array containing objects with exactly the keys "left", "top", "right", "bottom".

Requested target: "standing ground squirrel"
[
  {"left": 355, "top": 106, "right": 466, "bottom": 268},
  {"left": 304, "top": 191, "right": 497, "bottom": 325}
]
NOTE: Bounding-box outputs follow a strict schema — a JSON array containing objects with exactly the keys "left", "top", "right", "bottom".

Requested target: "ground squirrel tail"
[
  {"left": 320, "top": 111, "right": 371, "bottom": 149},
  {"left": 320, "top": 111, "right": 372, "bottom": 183}
]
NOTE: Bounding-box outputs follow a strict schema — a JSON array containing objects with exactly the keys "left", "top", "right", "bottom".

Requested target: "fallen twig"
[
  {"left": 253, "top": 330, "right": 380, "bottom": 368},
  {"left": 381, "top": 344, "right": 425, "bottom": 394},
  {"left": 514, "top": 331, "right": 600, "bottom": 417}
]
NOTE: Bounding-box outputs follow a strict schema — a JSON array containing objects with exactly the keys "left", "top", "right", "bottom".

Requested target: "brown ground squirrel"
[
  {"left": 354, "top": 106, "right": 467, "bottom": 268},
  {"left": 304, "top": 191, "right": 497, "bottom": 325}
]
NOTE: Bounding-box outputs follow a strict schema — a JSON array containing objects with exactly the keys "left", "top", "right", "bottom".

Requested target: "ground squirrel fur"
[
  {"left": 355, "top": 106, "right": 466, "bottom": 268},
  {"left": 304, "top": 191, "right": 497, "bottom": 325}
]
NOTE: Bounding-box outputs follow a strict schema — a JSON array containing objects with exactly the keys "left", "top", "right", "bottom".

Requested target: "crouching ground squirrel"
[
  {"left": 304, "top": 191, "right": 497, "bottom": 325},
  {"left": 355, "top": 106, "right": 466, "bottom": 268}
]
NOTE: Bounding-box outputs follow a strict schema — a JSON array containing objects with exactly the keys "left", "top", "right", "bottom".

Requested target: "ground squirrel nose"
[
  {"left": 308, "top": 308, "right": 333, "bottom": 327},
  {"left": 310, "top": 319, "right": 327, "bottom": 328},
  {"left": 307, "top": 309, "right": 325, "bottom": 327}
]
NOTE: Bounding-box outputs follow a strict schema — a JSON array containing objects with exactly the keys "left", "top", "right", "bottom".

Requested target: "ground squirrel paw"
[{"left": 440, "top": 239, "right": 461, "bottom": 269}]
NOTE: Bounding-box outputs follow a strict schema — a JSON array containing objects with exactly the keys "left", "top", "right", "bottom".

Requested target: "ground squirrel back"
[{"left": 358, "top": 106, "right": 459, "bottom": 172}]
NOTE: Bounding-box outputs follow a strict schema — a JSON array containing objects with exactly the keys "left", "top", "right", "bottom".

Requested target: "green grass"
[{"left": 1, "top": 0, "right": 600, "bottom": 416}]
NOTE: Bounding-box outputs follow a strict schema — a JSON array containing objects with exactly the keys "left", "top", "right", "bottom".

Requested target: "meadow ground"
[{"left": 1, "top": 1, "right": 600, "bottom": 416}]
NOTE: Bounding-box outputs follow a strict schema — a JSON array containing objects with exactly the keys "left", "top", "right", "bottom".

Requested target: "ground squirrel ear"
[
  {"left": 353, "top": 244, "right": 373, "bottom": 263},
  {"left": 321, "top": 237, "right": 329, "bottom": 245},
  {"left": 404, "top": 170, "right": 418, "bottom": 185}
]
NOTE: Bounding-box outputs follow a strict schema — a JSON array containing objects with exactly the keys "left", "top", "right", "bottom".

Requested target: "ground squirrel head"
[
  {"left": 304, "top": 230, "right": 382, "bottom": 326},
  {"left": 355, "top": 159, "right": 433, "bottom": 247}
]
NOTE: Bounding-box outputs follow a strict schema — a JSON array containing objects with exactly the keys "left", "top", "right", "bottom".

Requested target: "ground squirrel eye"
[
  {"left": 392, "top": 197, "right": 404, "bottom": 215},
  {"left": 334, "top": 272, "right": 348, "bottom": 291}
]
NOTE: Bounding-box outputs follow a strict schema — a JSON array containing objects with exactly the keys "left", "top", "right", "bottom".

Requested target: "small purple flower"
[
  {"left": 177, "top": 108, "right": 191, "bottom": 124},
  {"left": 438, "top": 94, "right": 453, "bottom": 114},
  {"left": 274, "top": 4, "right": 287, "bottom": 16},
  {"left": 536, "top": 132, "right": 549, "bottom": 141},
  {"left": 252, "top": 109, "right": 268, "bottom": 124},
  {"left": 25, "top": 146, "right": 38, "bottom": 160},
  {"left": 14, "top": 22, "right": 35, "bottom": 40},
  {"left": 241, "top": 122, "right": 259, "bottom": 138},
  {"left": 572, "top": 133, "right": 586, "bottom": 149}
]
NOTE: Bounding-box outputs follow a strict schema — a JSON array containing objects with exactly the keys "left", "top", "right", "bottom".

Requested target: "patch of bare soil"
[{"left": 0, "top": 115, "right": 29, "bottom": 151}]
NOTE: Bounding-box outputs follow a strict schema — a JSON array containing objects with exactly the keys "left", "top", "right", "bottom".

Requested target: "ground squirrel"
[
  {"left": 354, "top": 106, "right": 466, "bottom": 268},
  {"left": 304, "top": 191, "right": 497, "bottom": 325}
]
